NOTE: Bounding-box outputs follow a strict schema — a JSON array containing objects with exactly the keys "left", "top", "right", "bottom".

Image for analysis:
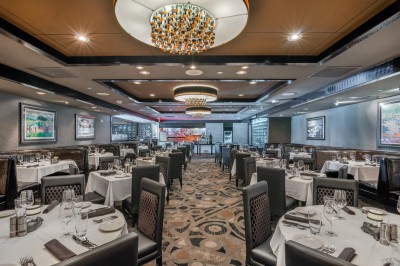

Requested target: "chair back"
[
  {"left": 285, "top": 240, "right": 355, "bottom": 266},
  {"left": 168, "top": 152, "right": 183, "bottom": 180},
  {"left": 151, "top": 145, "right": 162, "bottom": 152},
  {"left": 293, "top": 158, "right": 316, "bottom": 171},
  {"left": 56, "top": 233, "right": 139, "bottom": 266},
  {"left": 242, "top": 181, "right": 272, "bottom": 265},
  {"left": 377, "top": 157, "right": 400, "bottom": 202},
  {"left": 155, "top": 156, "right": 170, "bottom": 190},
  {"left": 257, "top": 166, "right": 286, "bottom": 216},
  {"left": 338, "top": 165, "right": 348, "bottom": 179},
  {"left": 98, "top": 156, "right": 120, "bottom": 170},
  {"left": 229, "top": 149, "right": 238, "bottom": 171},
  {"left": 41, "top": 174, "right": 85, "bottom": 204},
  {"left": 222, "top": 147, "right": 230, "bottom": 167},
  {"left": 177, "top": 147, "right": 187, "bottom": 164},
  {"left": 69, "top": 164, "right": 79, "bottom": 175},
  {"left": 243, "top": 157, "right": 256, "bottom": 186},
  {"left": 235, "top": 153, "right": 251, "bottom": 181},
  {"left": 97, "top": 144, "right": 120, "bottom": 156},
  {"left": 125, "top": 152, "right": 137, "bottom": 162},
  {"left": 138, "top": 149, "right": 150, "bottom": 157},
  {"left": 0, "top": 156, "right": 18, "bottom": 209},
  {"left": 313, "top": 177, "right": 358, "bottom": 206},
  {"left": 215, "top": 143, "right": 220, "bottom": 160}
]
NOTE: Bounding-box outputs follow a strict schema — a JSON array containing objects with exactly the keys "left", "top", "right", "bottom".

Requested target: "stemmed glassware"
[
  {"left": 17, "top": 154, "right": 24, "bottom": 165},
  {"left": 35, "top": 153, "right": 41, "bottom": 162},
  {"left": 297, "top": 160, "right": 304, "bottom": 172},
  {"left": 333, "top": 190, "right": 347, "bottom": 219},
  {"left": 59, "top": 202, "right": 74, "bottom": 238},
  {"left": 336, "top": 153, "right": 342, "bottom": 161},
  {"left": 323, "top": 196, "right": 339, "bottom": 252},
  {"left": 350, "top": 152, "right": 356, "bottom": 161},
  {"left": 62, "top": 189, "right": 75, "bottom": 206},
  {"left": 113, "top": 159, "right": 122, "bottom": 172}
]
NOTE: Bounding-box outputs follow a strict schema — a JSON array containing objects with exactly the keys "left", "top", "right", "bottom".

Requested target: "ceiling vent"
[
  {"left": 309, "top": 67, "right": 359, "bottom": 78},
  {"left": 28, "top": 67, "right": 77, "bottom": 78}
]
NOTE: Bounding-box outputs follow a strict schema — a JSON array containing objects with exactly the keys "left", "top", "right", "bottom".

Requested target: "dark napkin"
[
  {"left": 284, "top": 214, "right": 315, "bottom": 224},
  {"left": 43, "top": 200, "right": 59, "bottom": 214},
  {"left": 300, "top": 172, "right": 319, "bottom": 177},
  {"left": 99, "top": 170, "right": 116, "bottom": 176},
  {"left": 27, "top": 217, "right": 44, "bottom": 233},
  {"left": 338, "top": 247, "right": 356, "bottom": 262},
  {"left": 86, "top": 207, "right": 115, "bottom": 218},
  {"left": 365, "top": 163, "right": 377, "bottom": 166},
  {"left": 26, "top": 164, "right": 39, "bottom": 168},
  {"left": 141, "top": 157, "right": 153, "bottom": 160},
  {"left": 342, "top": 206, "right": 355, "bottom": 215},
  {"left": 44, "top": 239, "right": 76, "bottom": 261}
]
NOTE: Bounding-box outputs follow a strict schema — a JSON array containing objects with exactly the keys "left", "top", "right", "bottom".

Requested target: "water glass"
[
  {"left": 35, "top": 153, "right": 41, "bottom": 162},
  {"left": 332, "top": 156, "right": 336, "bottom": 161},
  {"left": 14, "top": 198, "right": 27, "bottom": 217},
  {"left": 59, "top": 202, "right": 74, "bottom": 238},
  {"left": 62, "top": 189, "right": 75, "bottom": 205},
  {"left": 72, "top": 195, "right": 84, "bottom": 215},
  {"left": 20, "top": 190, "right": 34, "bottom": 208},
  {"left": 304, "top": 164, "right": 310, "bottom": 172},
  {"left": 17, "top": 154, "right": 24, "bottom": 165},
  {"left": 350, "top": 152, "right": 356, "bottom": 161},
  {"left": 75, "top": 212, "right": 88, "bottom": 238},
  {"left": 309, "top": 211, "right": 322, "bottom": 235},
  {"left": 333, "top": 190, "right": 347, "bottom": 214}
]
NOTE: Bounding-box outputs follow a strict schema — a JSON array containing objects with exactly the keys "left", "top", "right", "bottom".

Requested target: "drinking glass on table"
[
  {"left": 297, "top": 160, "right": 304, "bottom": 172},
  {"left": 113, "top": 159, "right": 121, "bottom": 172},
  {"left": 333, "top": 190, "right": 347, "bottom": 219},
  {"left": 382, "top": 220, "right": 400, "bottom": 265},
  {"left": 59, "top": 202, "right": 74, "bottom": 238},
  {"left": 20, "top": 190, "right": 34, "bottom": 209},
  {"left": 72, "top": 195, "right": 83, "bottom": 215},
  {"left": 17, "top": 154, "right": 24, "bottom": 165},
  {"left": 323, "top": 197, "right": 338, "bottom": 252},
  {"left": 35, "top": 153, "right": 41, "bottom": 162},
  {"left": 336, "top": 153, "right": 342, "bottom": 161},
  {"left": 350, "top": 152, "right": 356, "bottom": 161},
  {"left": 62, "top": 189, "right": 75, "bottom": 206},
  {"left": 281, "top": 159, "right": 287, "bottom": 169},
  {"left": 75, "top": 212, "right": 88, "bottom": 238},
  {"left": 308, "top": 211, "right": 322, "bottom": 235},
  {"left": 14, "top": 198, "right": 27, "bottom": 217}
]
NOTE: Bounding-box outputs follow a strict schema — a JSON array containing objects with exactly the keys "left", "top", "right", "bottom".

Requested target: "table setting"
[{"left": 88, "top": 152, "right": 114, "bottom": 169}]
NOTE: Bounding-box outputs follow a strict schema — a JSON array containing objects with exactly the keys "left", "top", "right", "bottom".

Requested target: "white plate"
[
  {"left": 26, "top": 207, "right": 41, "bottom": 216},
  {"left": 82, "top": 202, "right": 92, "bottom": 209},
  {"left": 299, "top": 176, "right": 313, "bottom": 180},
  {"left": 362, "top": 207, "right": 387, "bottom": 215},
  {"left": 26, "top": 204, "right": 41, "bottom": 210},
  {"left": 0, "top": 209, "right": 15, "bottom": 218},
  {"left": 293, "top": 234, "right": 323, "bottom": 249},
  {"left": 99, "top": 219, "right": 124, "bottom": 232}
]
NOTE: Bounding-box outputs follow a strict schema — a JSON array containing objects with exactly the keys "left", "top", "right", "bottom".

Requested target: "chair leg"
[
  {"left": 179, "top": 178, "right": 182, "bottom": 189},
  {"left": 156, "top": 256, "right": 162, "bottom": 266},
  {"left": 236, "top": 178, "right": 238, "bottom": 188}
]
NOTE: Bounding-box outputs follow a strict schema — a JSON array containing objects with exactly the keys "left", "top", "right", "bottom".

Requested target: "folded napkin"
[
  {"left": 338, "top": 247, "right": 356, "bottom": 262},
  {"left": 26, "top": 164, "right": 39, "bottom": 168},
  {"left": 45, "top": 239, "right": 76, "bottom": 261},
  {"left": 361, "top": 221, "right": 380, "bottom": 240},
  {"left": 300, "top": 172, "right": 319, "bottom": 177},
  {"left": 342, "top": 206, "right": 355, "bottom": 215},
  {"left": 43, "top": 200, "right": 59, "bottom": 213},
  {"left": 27, "top": 217, "right": 44, "bottom": 233},
  {"left": 365, "top": 163, "right": 377, "bottom": 166},
  {"left": 86, "top": 207, "right": 115, "bottom": 218},
  {"left": 142, "top": 157, "right": 153, "bottom": 160},
  {"left": 284, "top": 214, "right": 310, "bottom": 224},
  {"left": 99, "top": 170, "right": 116, "bottom": 176}
]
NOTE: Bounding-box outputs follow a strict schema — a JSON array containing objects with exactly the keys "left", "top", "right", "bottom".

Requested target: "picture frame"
[
  {"left": 378, "top": 100, "right": 400, "bottom": 148},
  {"left": 75, "top": 114, "right": 96, "bottom": 140},
  {"left": 306, "top": 116, "right": 325, "bottom": 140},
  {"left": 20, "top": 103, "right": 57, "bottom": 144}
]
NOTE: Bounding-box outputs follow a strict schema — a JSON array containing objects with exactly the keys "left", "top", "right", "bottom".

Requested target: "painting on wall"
[
  {"left": 20, "top": 103, "right": 57, "bottom": 144},
  {"left": 76, "top": 114, "right": 96, "bottom": 140},
  {"left": 307, "top": 116, "right": 325, "bottom": 140},
  {"left": 379, "top": 101, "right": 400, "bottom": 147}
]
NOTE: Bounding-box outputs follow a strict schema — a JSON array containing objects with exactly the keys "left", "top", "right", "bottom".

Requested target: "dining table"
[
  {"left": 270, "top": 205, "right": 400, "bottom": 266},
  {"left": 119, "top": 148, "right": 135, "bottom": 157},
  {"left": 88, "top": 152, "right": 114, "bottom": 170},
  {"left": 0, "top": 204, "right": 128, "bottom": 266},
  {"left": 16, "top": 160, "right": 78, "bottom": 183},
  {"left": 289, "top": 152, "right": 312, "bottom": 160},
  {"left": 320, "top": 160, "right": 380, "bottom": 181},
  {"left": 230, "top": 157, "right": 280, "bottom": 178},
  {"left": 85, "top": 170, "right": 165, "bottom": 206}
]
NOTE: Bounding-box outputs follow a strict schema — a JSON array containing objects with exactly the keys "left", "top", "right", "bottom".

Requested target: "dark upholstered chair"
[
  {"left": 131, "top": 178, "right": 166, "bottom": 266},
  {"left": 248, "top": 146, "right": 258, "bottom": 152},
  {"left": 168, "top": 152, "right": 183, "bottom": 189},
  {"left": 257, "top": 166, "right": 298, "bottom": 217},
  {"left": 123, "top": 165, "right": 160, "bottom": 225},
  {"left": 138, "top": 149, "right": 150, "bottom": 158},
  {"left": 56, "top": 233, "right": 139, "bottom": 266},
  {"left": 235, "top": 153, "right": 251, "bottom": 188},
  {"left": 229, "top": 149, "right": 238, "bottom": 181},
  {"left": 293, "top": 157, "right": 316, "bottom": 171},
  {"left": 97, "top": 144, "right": 120, "bottom": 156},
  {"left": 155, "top": 156, "right": 170, "bottom": 201},
  {"left": 313, "top": 177, "right": 358, "bottom": 206},
  {"left": 219, "top": 145, "right": 226, "bottom": 168},
  {"left": 98, "top": 156, "right": 120, "bottom": 170},
  {"left": 338, "top": 165, "right": 348, "bottom": 179},
  {"left": 244, "top": 157, "right": 256, "bottom": 187},
  {"left": 0, "top": 157, "right": 17, "bottom": 210},
  {"left": 151, "top": 145, "right": 162, "bottom": 152},
  {"left": 221, "top": 147, "right": 230, "bottom": 171},
  {"left": 125, "top": 152, "right": 137, "bottom": 162},
  {"left": 177, "top": 147, "right": 188, "bottom": 169},
  {"left": 214, "top": 143, "right": 220, "bottom": 163},
  {"left": 243, "top": 181, "right": 277, "bottom": 266},
  {"left": 285, "top": 240, "right": 355, "bottom": 266},
  {"left": 264, "top": 149, "right": 279, "bottom": 159},
  {"left": 69, "top": 164, "right": 79, "bottom": 175}
]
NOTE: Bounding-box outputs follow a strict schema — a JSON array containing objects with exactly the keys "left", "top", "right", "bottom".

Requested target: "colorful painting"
[
  {"left": 20, "top": 104, "right": 56, "bottom": 144},
  {"left": 380, "top": 101, "right": 400, "bottom": 147},
  {"left": 76, "top": 114, "right": 96, "bottom": 140},
  {"left": 307, "top": 116, "right": 325, "bottom": 140}
]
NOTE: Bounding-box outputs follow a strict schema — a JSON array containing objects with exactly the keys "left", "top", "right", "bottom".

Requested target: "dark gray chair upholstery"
[
  {"left": 131, "top": 178, "right": 166, "bottom": 266},
  {"left": 235, "top": 153, "right": 251, "bottom": 188},
  {"left": 0, "top": 157, "right": 17, "bottom": 210},
  {"left": 214, "top": 143, "right": 220, "bottom": 163},
  {"left": 257, "top": 166, "right": 298, "bottom": 217},
  {"left": 155, "top": 156, "right": 170, "bottom": 201},
  {"left": 168, "top": 152, "right": 183, "bottom": 189},
  {"left": 338, "top": 165, "right": 348, "bottom": 179},
  {"left": 285, "top": 240, "right": 355, "bottom": 266},
  {"left": 69, "top": 164, "right": 79, "bottom": 175},
  {"left": 313, "top": 177, "right": 358, "bottom": 206},
  {"left": 151, "top": 145, "right": 162, "bottom": 152},
  {"left": 97, "top": 144, "right": 120, "bottom": 156},
  {"left": 56, "top": 233, "right": 139, "bottom": 266},
  {"left": 125, "top": 152, "right": 137, "bottom": 162},
  {"left": 98, "top": 156, "right": 119, "bottom": 170},
  {"left": 244, "top": 157, "right": 256, "bottom": 187},
  {"left": 221, "top": 147, "right": 230, "bottom": 171},
  {"left": 293, "top": 157, "right": 316, "bottom": 171},
  {"left": 138, "top": 149, "right": 150, "bottom": 158},
  {"left": 122, "top": 165, "right": 160, "bottom": 225},
  {"left": 177, "top": 147, "right": 188, "bottom": 169},
  {"left": 243, "top": 181, "right": 277, "bottom": 266}
]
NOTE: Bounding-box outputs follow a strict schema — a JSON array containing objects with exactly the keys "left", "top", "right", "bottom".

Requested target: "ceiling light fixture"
[
  {"left": 249, "top": 81, "right": 257, "bottom": 85},
  {"left": 237, "top": 70, "right": 247, "bottom": 75},
  {"left": 189, "top": 65, "right": 197, "bottom": 70},
  {"left": 174, "top": 86, "right": 218, "bottom": 104},
  {"left": 282, "top": 92, "right": 296, "bottom": 96},
  {"left": 36, "top": 92, "right": 46, "bottom": 95},
  {"left": 96, "top": 92, "right": 109, "bottom": 96},
  {"left": 133, "top": 81, "right": 142, "bottom": 85},
  {"left": 238, "top": 94, "right": 244, "bottom": 97},
  {"left": 139, "top": 71, "right": 150, "bottom": 75},
  {"left": 150, "top": 93, "right": 155, "bottom": 97},
  {"left": 136, "top": 66, "right": 144, "bottom": 70},
  {"left": 217, "top": 72, "right": 223, "bottom": 75},
  {"left": 287, "top": 33, "right": 302, "bottom": 41},
  {"left": 114, "top": 0, "right": 249, "bottom": 55},
  {"left": 186, "top": 106, "right": 212, "bottom": 117},
  {"left": 74, "top": 34, "right": 90, "bottom": 43},
  {"left": 241, "top": 66, "right": 249, "bottom": 70}
]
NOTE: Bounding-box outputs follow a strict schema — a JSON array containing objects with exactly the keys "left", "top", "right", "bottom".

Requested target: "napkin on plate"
[
  {"left": 44, "top": 239, "right": 76, "bottom": 261},
  {"left": 43, "top": 200, "right": 59, "bottom": 214},
  {"left": 338, "top": 247, "right": 356, "bottom": 261},
  {"left": 99, "top": 170, "right": 116, "bottom": 176},
  {"left": 27, "top": 217, "right": 44, "bottom": 233},
  {"left": 342, "top": 206, "right": 355, "bottom": 215},
  {"left": 86, "top": 207, "right": 115, "bottom": 218}
]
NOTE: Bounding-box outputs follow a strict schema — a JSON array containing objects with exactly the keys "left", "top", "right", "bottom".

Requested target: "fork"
[
  {"left": 93, "top": 215, "right": 118, "bottom": 223},
  {"left": 19, "top": 254, "right": 37, "bottom": 266}
]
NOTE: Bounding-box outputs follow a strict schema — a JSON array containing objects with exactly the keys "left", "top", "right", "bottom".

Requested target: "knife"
[{"left": 282, "top": 220, "right": 309, "bottom": 228}]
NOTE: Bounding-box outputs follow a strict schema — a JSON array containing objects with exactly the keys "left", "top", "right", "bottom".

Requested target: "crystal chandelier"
[
  {"left": 150, "top": 4, "right": 216, "bottom": 55},
  {"left": 186, "top": 106, "right": 212, "bottom": 117}
]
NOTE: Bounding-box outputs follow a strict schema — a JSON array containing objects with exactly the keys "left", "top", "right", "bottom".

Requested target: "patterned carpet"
[{"left": 159, "top": 156, "right": 246, "bottom": 265}]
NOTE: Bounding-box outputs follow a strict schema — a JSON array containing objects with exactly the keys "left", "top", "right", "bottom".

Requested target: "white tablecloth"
[
  {"left": 0, "top": 204, "right": 128, "bottom": 266},
  {"left": 16, "top": 160, "right": 78, "bottom": 183},
  {"left": 270, "top": 205, "right": 400, "bottom": 266},
  {"left": 321, "top": 160, "right": 380, "bottom": 181},
  {"left": 88, "top": 153, "right": 114, "bottom": 169},
  {"left": 120, "top": 149, "right": 135, "bottom": 157},
  {"left": 231, "top": 158, "right": 280, "bottom": 178},
  {"left": 135, "top": 158, "right": 156, "bottom": 166},
  {"left": 86, "top": 171, "right": 165, "bottom": 206},
  {"left": 289, "top": 152, "right": 311, "bottom": 160}
]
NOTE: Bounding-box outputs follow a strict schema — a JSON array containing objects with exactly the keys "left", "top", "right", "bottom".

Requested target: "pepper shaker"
[
  {"left": 379, "top": 223, "right": 389, "bottom": 245},
  {"left": 10, "top": 217, "right": 17, "bottom": 238},
  {"left": 17, "top": 216, "right": 27, "bottom": 237}
]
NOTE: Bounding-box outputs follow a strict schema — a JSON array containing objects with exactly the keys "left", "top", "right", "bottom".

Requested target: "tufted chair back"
[
  {"left": 313, "top": 177, "right": 358, "bottom": 206},
  {"left": 155, "top": 156, "right": 170, "bottom": 199},
  {"left": 243, "top": 157, "right": 256, "bottom": 187},
  {"left": 235, "top": 153, "right": 251, "bottom": 188},
  {"left": 293, "top": 157, "right": 316, "bottom": 171},
  {"left": 41, "top": 175, "right": 85, "bottom": 204},
  {"left": 97, "top": 144, "right": 120, "bottom": 156},
  {"left": 338, "top": 165, "right": 348, "bottom": 179},
  {"left": 98, "top": 156, "right": 119, "bottom": 170}
]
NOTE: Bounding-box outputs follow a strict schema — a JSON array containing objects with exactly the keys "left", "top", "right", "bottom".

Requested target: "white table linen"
[
  {"left": 231, "top": 158, "right": 280, "bottom": 178},
  {"left": 86, "top": 171, "right": 165, "bottom": 206},
  {"left": 289, "top": 152, "right": 311, "bottom": 160},
  {"left": 321, "top": 160, "right": 380, "bottom": 181},
  {"left": 0, "top": 204, "right": 128, "bottom": 266},
  {"left": 135, "top": 158, "right": 156, "bottom": 166},
  {"left": 120, "top": 149, "right": 135, "bottom": 157},
  {"left": 270, "top": 205, "right": 400, "bottom": 266},
  {"left": 16, "top": 160, "right": 78, "bottom": 183},
  {"left": 88, "top": 152, "right": 114, "bottom": 169}
]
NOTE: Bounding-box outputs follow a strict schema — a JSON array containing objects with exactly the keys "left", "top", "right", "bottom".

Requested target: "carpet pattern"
[{"left": 161, "top": 157, "right": 246, "bottom": 265}]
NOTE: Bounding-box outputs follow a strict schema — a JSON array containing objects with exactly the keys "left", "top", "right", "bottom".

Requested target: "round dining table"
[
  {"left": 270, "top": 205, "right": 400, "bottom": 266},
  {"left": 0, "top": 204, "right": 128, "bottom": 266}
]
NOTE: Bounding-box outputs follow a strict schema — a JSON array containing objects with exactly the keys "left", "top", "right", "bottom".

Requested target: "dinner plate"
[
  {"left": 0, "top": 209, "right": 15, "bottom": 218},
  {"left": 82, "top": 202, "right": 92, "bottom": 209},
  {"left": 362, "top": 207, "right": 387, "bottom": 215},
  {"left": 299, "top": 175, "right": 313, "bottom": 180},
  {"left": 26, "top": 204, "right": 41, "bottom": 210},
  {"left": 99, "top": 219, "right": 124, "bottom": 232},
  {"left": 293, "top": 234, "right": 323, "bottom": 249},
  {"left": 26, "top": 206, "right": 41, "bottom": 216}
]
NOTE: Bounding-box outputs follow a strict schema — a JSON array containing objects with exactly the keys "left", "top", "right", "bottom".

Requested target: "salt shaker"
[
  {"left": 379, "top": 223, "right": 389, "bottom": 245},
  {"left": 390, "top": 224, "right": 398, "bottom": 242},
  {"left": 10, "top": 217, "right": 17, "bottom": 238},
  {"left": 17, "top": 216, "right": 27, "bottom": 237}
]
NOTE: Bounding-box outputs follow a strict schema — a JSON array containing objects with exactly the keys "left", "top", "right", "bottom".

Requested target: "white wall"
[{"left": 233, "top": 122, "right": 249, "bottom": 144}]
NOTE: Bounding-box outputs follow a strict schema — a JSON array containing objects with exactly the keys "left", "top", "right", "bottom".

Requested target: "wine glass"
[
  {"left": 17, "top": 154, "right": 24, "bottom": 165},
  {"left": 35, "top": 153, "right": 41, "bottom": 162},
  {"left": 323, "top": 197, "right": 338, "bottom": 252},
  {"left": 20, "top": 190, "right": 34, "bottom": 209},
  {"left": 59, "top": 202, "right": 74, "bottom": 238},
  {"left": 62, "top": 189, "right": 75, "bottom": 205},
  {"left": 333, "top": 190, "right": 347, "bottom": 219},
  {"left": 364, "top": 154, "right": 371, "bottom": 163},
  {"left": 298, "top": 160, "right": 304, "bottom": 172},
  {"left": 72, "top": 195, "right": 83, "bottom": 215},
  {"left": 113, "top": 159, "right": 121, "bottom": 172},
  {"left": 336, "top": 152, "right": 342, "bottom": 161},
  {"left": 350, "top": 152, "right": 356, "bottom": 161}
]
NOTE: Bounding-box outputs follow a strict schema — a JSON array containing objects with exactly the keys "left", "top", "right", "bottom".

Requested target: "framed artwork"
[
  {"left": 379, "top": 100, "right": 400, "bottom": 147},
  {"left": 20, "top": 103, "right": 57, "bottom": 144},
  {"left": 75, "top": 114, "right": 96, "bottom": 140},
  {"left": 307, "top": 116, "right": 325, "bottom": 140}
]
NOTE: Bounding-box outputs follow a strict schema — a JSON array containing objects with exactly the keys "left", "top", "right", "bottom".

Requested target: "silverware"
[
  {"left": 282, "top": 220, "right": 308, "bottom": 230},
  {"left": 321, "top": 246, "right": 336, "bottom": 254},
  {"left": 19, "top": 254, "right": 37, "bottom": 266},
  {"left": 93, "top": 215, "right": 118, "bottom": 223},
  {"left": 72, "top": 235, "right": 96, "bottom": 249}
]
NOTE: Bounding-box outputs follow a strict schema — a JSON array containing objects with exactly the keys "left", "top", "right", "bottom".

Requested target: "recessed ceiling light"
[
  {"left": 136, "top": 66, "right": 144, "bottom": 70},
  {"left": 303, "top": 108, "right": 309, "bottom": 110},
  {"left": 217, "top": 72, "right": 223, "bottom": 74},
  {"left": 133, "top": 81, "right": 141, "bottom": 85},
  {"left": 140, "top": 71, "right": 150, "bottom": 75},
  {"left": 287, "top": 33, "right": 302, "bottom": 41},
  {"left": 116, "top": 100, "right": 123, "bottom": 104},
  {"left": 271, "top": 99, "right": 280, "bottom": 104},
  {"left": 280, "top": 114, "right": 283, "bottom": 117},
  {"left": 36, "top": 92, "right": 46, "bottom": 95},
  {"left": 189, "top": 65, "right": 197, "bottom": 70},
  {"left": 74, "top": 34, "right": 90, "bottom": 43},
  {"left": 282, "top": 92, "right": 296, "bottom": 96},
  {"left": 92, "top": 106, "right": 97, "bottom": 109},
  {"left": 238, "top": 94, "right": 244, "bottom": 97},
  {"left": 241, "top": 66, "right": 249, "bottom": 70},
  {"left": 249, "top": 81, "right": 257, "bottom": 85},
  {"left": 87, "top": 87, "right": 92, "bottom": 90},
  {"left": 149, "top": 93, "right": 155, "bottom": 97},
  {"left": 96, "top": 92, "right": 109, "bottom": 96},
  {"left": 250, "top": 109, "right": 257, "bottom": 112},
  {"left": 378, "top": 89, "right": 384, "bottom": 91},
  {"left": 237, "top": 70, "right": 247, "bottom": 75},
  {"left": 65, "top": 101, "right": 69, "bottom": 105},
  {"left": 185, "top": 69, "right": 203, "bottom": 76}
]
